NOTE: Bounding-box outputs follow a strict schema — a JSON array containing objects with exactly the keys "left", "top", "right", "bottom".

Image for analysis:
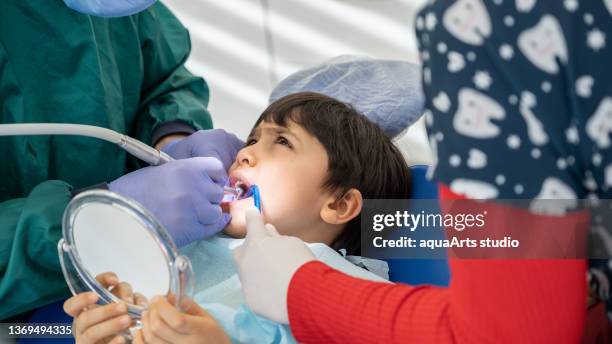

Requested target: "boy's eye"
[
  {"left": 245, "top": 138, "right": 257, "bottom": 146},
  {"left": 275, "top": 136, "right": 292, "bottom": 148}
]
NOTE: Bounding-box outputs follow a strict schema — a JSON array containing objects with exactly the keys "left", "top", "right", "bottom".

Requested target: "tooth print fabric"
[{"left": 416, "top": 0, "right": 612, "bottom": 319}]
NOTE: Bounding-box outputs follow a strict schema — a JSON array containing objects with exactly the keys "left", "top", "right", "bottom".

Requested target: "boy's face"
[{"left": 224, "top": 120, "right": 333, "bottom": 240}]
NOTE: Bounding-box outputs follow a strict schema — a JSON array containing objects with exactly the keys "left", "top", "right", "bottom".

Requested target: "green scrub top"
[{"left": 0, "top": 0, "right": 213, "bottom": 319}]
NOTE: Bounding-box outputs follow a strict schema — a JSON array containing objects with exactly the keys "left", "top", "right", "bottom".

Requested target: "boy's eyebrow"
[
  {"left": 254, "top": 125, "right": 302, "bottom": 145},
  {"left": 267, "top": 126, "right": 302, "bottom": 145}
]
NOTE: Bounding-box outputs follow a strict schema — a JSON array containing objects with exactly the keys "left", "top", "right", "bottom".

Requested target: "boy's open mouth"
[{"left": 229, "top": 172, "right": 252, "bottom": 198}]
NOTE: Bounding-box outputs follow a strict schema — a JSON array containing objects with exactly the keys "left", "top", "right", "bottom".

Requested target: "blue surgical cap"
[{"left": 269, "top": 56, "right": 425, "bottom": 138}]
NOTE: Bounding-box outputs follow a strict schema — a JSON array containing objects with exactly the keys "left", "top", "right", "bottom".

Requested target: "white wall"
[{"left": 163, "top": 0, "right": 432, "bottom": 165}]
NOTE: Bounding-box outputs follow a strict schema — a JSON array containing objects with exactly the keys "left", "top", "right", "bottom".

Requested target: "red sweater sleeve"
[{"left": 287, "top": 185, "right": 588, "bottom": 343}]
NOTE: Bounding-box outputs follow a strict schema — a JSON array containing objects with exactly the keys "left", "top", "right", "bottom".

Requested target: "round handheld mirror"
[{"left": 58, "top": 190, "right": 194, "bottom": 323}]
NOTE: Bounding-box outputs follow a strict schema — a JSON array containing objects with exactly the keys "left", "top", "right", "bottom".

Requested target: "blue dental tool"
[
  {"left": 250, "top": 185, "right": 261, "bottom": 213},
  {"left": 222, "top": 184, "right": 261, "bottom": 212}
]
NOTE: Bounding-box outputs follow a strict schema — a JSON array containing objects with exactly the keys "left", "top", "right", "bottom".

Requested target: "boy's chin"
[
  {"left": 223, "top": 218, "right": 247, "bottom": 238},
  {"left": 222, "top": 197, "right": 252, "bottom": 238}
]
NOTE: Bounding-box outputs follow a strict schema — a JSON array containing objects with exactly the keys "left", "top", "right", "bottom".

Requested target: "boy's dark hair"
[{"left": 254, "top": 92, "right": 412, "bottom": 255}]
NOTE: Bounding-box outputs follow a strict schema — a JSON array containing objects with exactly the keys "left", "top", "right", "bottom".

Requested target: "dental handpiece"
[
  {"left": 222, "top": 185, "right": 261, "bottom": 212},
  {"left": 0, "top": 124, "right": 263, "bottom": 211},
  {"left": 223, "top": 186, "right": 246, "bottom": 202},
  {"left": 0, "top": 123, "right": 172, "bottom": 166}
]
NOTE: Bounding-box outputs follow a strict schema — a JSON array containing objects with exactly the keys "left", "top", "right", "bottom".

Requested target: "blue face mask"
[{"left": 63, "top": 0, "right": 157, "bottom": 17}]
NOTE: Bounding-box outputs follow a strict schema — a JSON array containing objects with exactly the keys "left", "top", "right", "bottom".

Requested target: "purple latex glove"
[
  {"left": 162, "top": 129, "right": 245, "bottom": 170},
  {"left": 109, "top": 157, "right": 230, "bottom": 247}
]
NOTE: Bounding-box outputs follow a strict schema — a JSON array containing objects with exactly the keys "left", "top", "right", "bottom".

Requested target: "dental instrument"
[
  {"left": 222, "top": 184, "right": 261, "bottom": 212},
  {"left": 0, "top": 123, "right": 262, "bottom": 209},
  {"left": 223, "top": 185, "right": 249, "bottom": 202},
  {"left": 0, "top": 123, "right": 172, "bottom": 166},
  {"left": 251, "top": 185, "right": 261, "bottom": 212}
]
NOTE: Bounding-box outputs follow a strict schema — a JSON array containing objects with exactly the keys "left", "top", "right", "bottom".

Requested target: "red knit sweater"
[{"left": 287, "top": 185, "right": 588, "bottom": 343}]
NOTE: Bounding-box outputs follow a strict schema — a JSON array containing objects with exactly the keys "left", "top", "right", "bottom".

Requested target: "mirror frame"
[{"left": 58, "top": 190, "right": 192, "bottom": 318}]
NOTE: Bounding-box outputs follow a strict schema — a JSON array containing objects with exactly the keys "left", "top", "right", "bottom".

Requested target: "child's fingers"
[
  {"left": 141, "top": 310, "right": 171, "bottom": 344},
  {"left": 63, "top": 292, "right": 98, "bottom": 317},
  {"left": 80, "top": 313, "right": 131, "bottom": 344},
  {"left": 165, "top": 293, "right": 177, "bottom": 305},
  {"left": 183, "top": 299, "right": 212, "bottom": 318},
  {"left": 112, "top": 282, "right": 134, "bottom": 303},
  {"left": 148, "top": 297, "right": 230, "bottom": 344},
  {"left": 166, "top": 294, "right": 197, "bottom": 315},
  {"left": 133, "top": 330, "right": 145, "bottom": 344},
  {"left": 148, "top": 308, "right": 184, "bottom": 343},
  {"left": 134, "top": 292, "right": 149, "bottom": 307},
  {"left": 107, "top": 334, "right": 127, "bottom": 344},
  {"left": 141, "top": 309, "right": 152, "bottom": 341},
  {"left": 156, "top": 296, "right": 216, "bottom": 336},
  {"left": 76, "top": 303, "right": 128, "bottom": 334},
  {"left": 96, "top": 272, "right": 119, "bottom": 288},
  {"left": 149, "top": 296, "right": 193, "bottom": 334}
]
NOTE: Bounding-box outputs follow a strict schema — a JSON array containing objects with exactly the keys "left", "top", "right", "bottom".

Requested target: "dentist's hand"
[
  {"left": 162, "top": 129, "right": 244, "bottom": 170},
  {"left": 233, "top": 207, "right": 315, "bottom": 324},
  {"left": 109, "top": 158, "right": 229, "bottom": 247}
]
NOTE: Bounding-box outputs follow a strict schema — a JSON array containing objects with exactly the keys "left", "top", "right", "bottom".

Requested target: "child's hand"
[
  {"left": 63, "top": 291, "right": 131, "bottom": 344},
  {"left": 97, "top": 272, "right": 149, "bottom": 307},
  {"left": 134, "top": 295, "right": 230, "bottom": 344},
  {"left": 63, "top": 272, "right": 136, "bottom": 343}
]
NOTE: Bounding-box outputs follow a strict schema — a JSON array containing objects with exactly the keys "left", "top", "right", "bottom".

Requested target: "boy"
[{"left": 64, "top": 92, "right": 412, "bottom": 343}]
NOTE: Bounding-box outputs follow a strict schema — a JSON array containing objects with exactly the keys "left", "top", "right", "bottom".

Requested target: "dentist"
[{"left": 0, "top": 0, "right": 241, "bottom": 320}]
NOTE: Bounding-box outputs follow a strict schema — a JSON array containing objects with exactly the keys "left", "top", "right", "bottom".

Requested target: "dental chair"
[{"left": 386, "top": 165, "right": 450, "bottom": 287}]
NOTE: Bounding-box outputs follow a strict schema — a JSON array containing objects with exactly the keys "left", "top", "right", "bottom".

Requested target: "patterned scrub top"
[{"left": 415, "top": 0, "right": 612, "bottom": 321}]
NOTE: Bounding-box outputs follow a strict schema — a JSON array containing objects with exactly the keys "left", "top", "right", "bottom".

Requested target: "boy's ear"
[{"left": 320, "top": 189, "right": 363, "bottom": 225}]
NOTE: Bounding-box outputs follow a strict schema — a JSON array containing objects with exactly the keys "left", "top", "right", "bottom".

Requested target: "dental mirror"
[{"left": 58, "top": 190, "right": 194, "bottom": 323}]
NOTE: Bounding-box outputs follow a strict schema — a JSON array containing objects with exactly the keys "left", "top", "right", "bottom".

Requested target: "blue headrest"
[
  {"left": 409, "top": 165, "right": 438, "bottom": 200},
  {"left": 386, "top": 165, "right": 450, "bottom": 287}
]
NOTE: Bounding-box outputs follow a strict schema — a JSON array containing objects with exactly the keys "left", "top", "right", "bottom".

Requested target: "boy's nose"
[{"left": 236, "top": 146, "right": 257, "bottom": 167}]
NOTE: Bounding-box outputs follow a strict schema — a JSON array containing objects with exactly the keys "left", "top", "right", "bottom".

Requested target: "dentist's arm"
[
  {"left": 234, "top": 189, "right": 588, "bottom": 343},
  {"left": 0, "top": 181, "right": 73, "bottom": 319},
  {"left": 130, "top": 4, "right": 213, "bottom": 154}
]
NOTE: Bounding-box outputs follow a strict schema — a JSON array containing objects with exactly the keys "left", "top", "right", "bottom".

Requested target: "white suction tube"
[{"left": 0, "top": 123, "right": 173, "bottom": 166}]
